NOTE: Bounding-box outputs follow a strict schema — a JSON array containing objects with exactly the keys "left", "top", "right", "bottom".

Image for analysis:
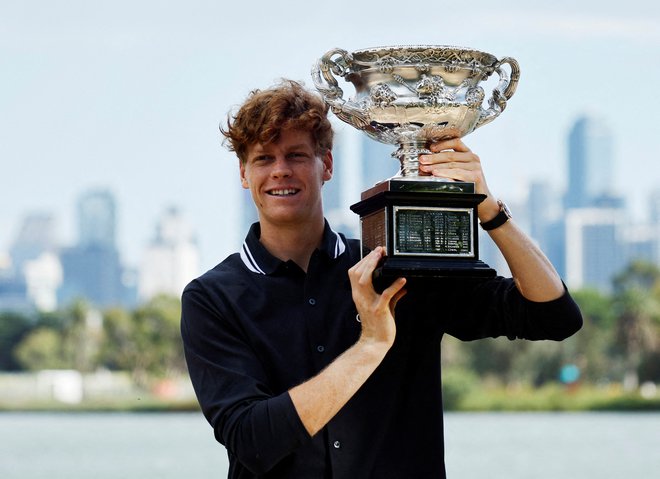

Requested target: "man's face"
[{"left": 240, "top": 128, "right": 333, "bottom": 229}]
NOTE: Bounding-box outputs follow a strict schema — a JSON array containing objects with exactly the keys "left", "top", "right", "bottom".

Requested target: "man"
[{"left": 181, "top": 80, "right": 582, "bottom": 478}]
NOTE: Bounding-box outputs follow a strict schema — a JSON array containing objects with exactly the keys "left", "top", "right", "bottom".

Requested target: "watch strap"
[{"left": 480, "top": 200, "right": 511, "bottom": 231}]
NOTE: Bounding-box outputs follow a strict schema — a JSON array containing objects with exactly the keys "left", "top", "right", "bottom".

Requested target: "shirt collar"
[{"left": 239, "top": 220, "right": 347, "bottom": 275}]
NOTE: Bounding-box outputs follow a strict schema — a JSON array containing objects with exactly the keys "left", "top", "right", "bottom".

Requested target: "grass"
[{"left": 452, "top": 383, "right": 660, "bottom": 412}]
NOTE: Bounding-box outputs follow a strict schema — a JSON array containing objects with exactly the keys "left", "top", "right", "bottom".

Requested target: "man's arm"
[
  {"left": 289, "top": 247, "right": 407, "bottom": 436},
  {"left": 420, "top": 139, "right": 564, "bottom": 302}
]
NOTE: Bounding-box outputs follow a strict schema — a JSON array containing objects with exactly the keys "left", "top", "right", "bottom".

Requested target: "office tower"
[
  {"left": 23, "top": 252, "right": 62, "bottom": 312},
  {"left": 2, "top": 212, "right": 61, "bottom": 311},
  {"left": 9, "top": 212, "right": 58, "bottom": 276},
  {"left": 564, "top": 115, "right": 614, "bottom": 209},
  {"left": 78, "top": 189, "right": 116, "bottom": 248},
  {"left": 527, "top": 181, "right": 567, "bottom": 278},
  {"left": 565, "top": 208, "right": 625, "bottom": 292},
  {"left": 138, "top": 207, "right": 200, "bottom": 301},
  {"left": 59, "top": 189, "right": 125, "bottom": 307}
]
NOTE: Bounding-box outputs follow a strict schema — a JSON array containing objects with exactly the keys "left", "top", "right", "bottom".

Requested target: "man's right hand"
[{"left": 348, "top": 247, "right": 407, "bottom": 349}]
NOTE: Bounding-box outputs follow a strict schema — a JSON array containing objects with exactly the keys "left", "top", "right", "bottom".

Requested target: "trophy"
[{"left": 311, "top": 45, "right": 520, "bottom": 289}]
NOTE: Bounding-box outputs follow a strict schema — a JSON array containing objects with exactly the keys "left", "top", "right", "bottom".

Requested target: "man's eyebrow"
[{"left": 286, "top": 144, "right": 312, "bottom": 151}]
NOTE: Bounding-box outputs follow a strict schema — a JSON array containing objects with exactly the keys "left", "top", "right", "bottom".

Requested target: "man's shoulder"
[{"left": 183, "top": 253, "right": 247, "bottom": 295}]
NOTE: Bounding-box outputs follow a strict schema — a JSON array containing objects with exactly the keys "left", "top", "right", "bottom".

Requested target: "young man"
[{"left": 181, "top": 80, "right": 582, "bottom": 478}]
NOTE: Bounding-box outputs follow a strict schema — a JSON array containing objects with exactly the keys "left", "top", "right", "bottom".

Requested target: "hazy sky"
[{"left": 1, "top": 0, "right": 659, "bottom": 270}]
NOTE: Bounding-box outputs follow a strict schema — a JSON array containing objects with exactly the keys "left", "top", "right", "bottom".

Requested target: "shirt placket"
[{"left": 303, "top": 252, "right": 350, "bottom": 477}]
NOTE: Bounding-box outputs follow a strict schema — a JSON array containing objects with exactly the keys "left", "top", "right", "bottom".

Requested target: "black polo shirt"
[{"left": 181, "top": 221, "right": 582, "bottom": 478}]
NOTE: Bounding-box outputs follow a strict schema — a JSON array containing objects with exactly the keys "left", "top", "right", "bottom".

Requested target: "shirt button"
[
  {"left": 333, "top": 440, "right": 341, "bottom": 449},
  {"left": 308, "top": 298, "right": 316, "bottom": 306},
  {"left": 316, "top": 345, "right": 325, "bottom": 353}
]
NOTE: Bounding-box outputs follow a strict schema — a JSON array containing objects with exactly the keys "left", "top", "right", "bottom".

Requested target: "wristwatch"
[{"left": 480, "top": 199, "right": 512, "bottom": 231}]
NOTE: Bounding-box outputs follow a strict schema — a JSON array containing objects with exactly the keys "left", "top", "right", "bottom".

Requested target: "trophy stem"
[{"left": 393, "top": 140, "right": 430, "bottom": 177}]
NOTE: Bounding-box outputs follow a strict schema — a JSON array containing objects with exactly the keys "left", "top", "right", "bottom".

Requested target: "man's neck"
[{"left": 258, "top": 218, "right": 325, "bottom": 273}]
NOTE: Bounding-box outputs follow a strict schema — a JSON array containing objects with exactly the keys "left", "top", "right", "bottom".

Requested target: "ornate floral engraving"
[{"left": 369, "top": 84, "right": 397, "bottom": 107}]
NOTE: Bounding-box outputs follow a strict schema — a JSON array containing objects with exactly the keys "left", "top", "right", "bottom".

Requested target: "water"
[{"left": 0, "top": 412, "right": 657, "bottom": 478}]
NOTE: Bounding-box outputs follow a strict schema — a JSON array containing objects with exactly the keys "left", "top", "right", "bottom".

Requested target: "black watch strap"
[{"left": 480, "top": 200, "right": 511, "bottom": 231}]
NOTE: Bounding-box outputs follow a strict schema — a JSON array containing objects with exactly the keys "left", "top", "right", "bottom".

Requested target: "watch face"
[{"left": 498, "top": 200, "right": 512, "bottom": 218}]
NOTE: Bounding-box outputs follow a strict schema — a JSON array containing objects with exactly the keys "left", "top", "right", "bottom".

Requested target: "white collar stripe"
[
  {"left": 240, "top": 243, "right": 265, "bottom": 275},
  {"left": 331, "top": 229, "right": 346, "bottom": 258}
]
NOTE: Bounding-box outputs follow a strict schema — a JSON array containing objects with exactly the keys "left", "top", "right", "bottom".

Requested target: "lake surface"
[{"left": 0, "top": 411, "right": 657, "bottom": 478}]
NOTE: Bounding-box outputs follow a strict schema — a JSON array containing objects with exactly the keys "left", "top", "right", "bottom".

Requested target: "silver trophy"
[{"left": 312, "top": 45, "right": 520, "bottom": 288}]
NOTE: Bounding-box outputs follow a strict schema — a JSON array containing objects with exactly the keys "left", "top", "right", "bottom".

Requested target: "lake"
[{"left": 1, "top": 411, "right": 657, "bottom": 478}]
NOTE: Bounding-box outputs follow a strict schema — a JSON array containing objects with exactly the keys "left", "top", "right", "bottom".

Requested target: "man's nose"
[{"left": 271, "top": 156, "right": 292, "bottom": 177}]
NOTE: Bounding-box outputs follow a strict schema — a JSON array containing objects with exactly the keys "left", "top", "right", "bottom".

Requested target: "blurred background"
[{"left": 1, "top": 1, "right": 659, "bottom": 478}]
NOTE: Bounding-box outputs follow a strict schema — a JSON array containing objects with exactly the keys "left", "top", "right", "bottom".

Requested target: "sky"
[{"left": 1, "top": 0, "right": 659, "bottom": 271}]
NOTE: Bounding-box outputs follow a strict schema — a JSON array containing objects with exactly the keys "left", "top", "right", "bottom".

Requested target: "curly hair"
[{"left": 221, "top": 80, "right": 334, "bottom": 163}]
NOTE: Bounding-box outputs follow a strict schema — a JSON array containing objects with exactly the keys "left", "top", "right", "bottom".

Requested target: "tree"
[
  {"left": 611, "top": 261, "right": 660, "bottom": 389},
  {"left": 14, "top": 327, "right": 68, "bottom": 370},
  {"left": 570, "top": 289, "right": 616, "bottom": 383},
  {"left": 102, "top": 295, "right": 185, "bottom": 386},
  {"left": 0, "top": 311, "right": 33, "bottom": 370}
]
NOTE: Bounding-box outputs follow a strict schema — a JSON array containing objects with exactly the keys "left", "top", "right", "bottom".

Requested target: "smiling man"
[{"left": 180, "top": 80, "right": 582, "bottom": 478}]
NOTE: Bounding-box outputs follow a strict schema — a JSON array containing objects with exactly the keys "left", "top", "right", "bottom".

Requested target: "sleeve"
[
  {"left": 180, "top": 283, "right": 311, "bottom": 474},
  {"left": 441, "top": 277, "right": 583, "bottom": 342}
]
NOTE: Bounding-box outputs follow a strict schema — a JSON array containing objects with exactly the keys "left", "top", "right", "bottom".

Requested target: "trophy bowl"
[{"left": 312, "top": 45, "right": 520, "bottom": 176}]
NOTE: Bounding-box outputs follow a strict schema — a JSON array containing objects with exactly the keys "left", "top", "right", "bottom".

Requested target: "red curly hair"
[{"left": 221, "top": 80, "right": 334, "bottom": 163}]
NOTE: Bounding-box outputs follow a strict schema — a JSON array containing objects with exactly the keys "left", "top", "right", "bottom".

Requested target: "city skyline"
[
  {"left": 3, "top": 112, "right": 660, "bottom": 311},
  {"left": 1, "top": 1, "right": 659, "bottom": 271}
]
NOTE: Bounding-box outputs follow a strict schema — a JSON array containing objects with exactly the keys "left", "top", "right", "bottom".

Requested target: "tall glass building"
[{"left": 564, "top": 115, "right": 613, "bottom": 208}]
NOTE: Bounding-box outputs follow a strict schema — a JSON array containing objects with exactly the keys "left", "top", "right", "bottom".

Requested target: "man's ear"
[
  {"left": 239, "top": 160, "right": 249, "bottom": 189},
  {"left": 322, "top": 150, "right": 333, "bottom": 182}
]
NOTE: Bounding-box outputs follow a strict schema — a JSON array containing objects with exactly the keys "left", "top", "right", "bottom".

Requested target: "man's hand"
[
  {"left": 419, "top": 138, "right": 500, "bottom": 222},
  {"left": 348, "top": 247, "right": 407, "bottom": 349}
]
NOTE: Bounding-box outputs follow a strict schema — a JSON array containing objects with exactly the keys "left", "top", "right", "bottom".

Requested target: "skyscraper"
[
  {"left": 564, "top": 115, "right": 614, "bottom": 209},
  {"left": 9, "top": 212, "right": 59, "bottom": 276},
  {"left": 565, "top": 208, "right": 625, "bottom": 292},
  {"left": 138, "top": 207, "right": 200, "bottom": 301},
  {"left": 78, "top": 189, "right": 116, "bottom": 248},
  {"left": 59, "top": 189, "right": 126, "bottom": 307},
  {"left": 3, "top": 212, "right": 62, "bottom": 311}
]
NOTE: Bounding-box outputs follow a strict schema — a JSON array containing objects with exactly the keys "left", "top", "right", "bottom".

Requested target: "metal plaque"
[{"left": 394, "top": 206, "right": 474, "bottom": 257}]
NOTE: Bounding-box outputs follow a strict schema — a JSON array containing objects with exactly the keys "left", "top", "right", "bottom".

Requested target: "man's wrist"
[{"left": 480, "top": 199, "right": 512, "bottom": 231}]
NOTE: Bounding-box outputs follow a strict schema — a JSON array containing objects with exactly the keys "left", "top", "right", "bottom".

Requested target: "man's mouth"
[{"left": 267, "top": 188, "right": 300, "bottom": 196}]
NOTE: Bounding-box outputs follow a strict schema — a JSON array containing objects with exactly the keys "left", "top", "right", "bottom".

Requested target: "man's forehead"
[{"left": 248, "top": 131, "right": 315, "bottom": 155}]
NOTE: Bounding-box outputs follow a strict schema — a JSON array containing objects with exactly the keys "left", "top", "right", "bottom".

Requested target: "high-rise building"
[
  {"left": 59, "top": 189, "right": 126, "bottom": 308},
  {"left": 565, "top": 208, "right": 626, "bottom": 292},
  {"left": 526, "top": 181, "right": 567, "bottom": 278},
  {"left": 9, "top": 212, "right": 58, "bottom": 276},
  {"left": 78, "top": 189, "right": 116, "bottom": 248},
  {"left": 1, "top": 212, "right": 61, "bottom": 311},
  {"left": 138, "top": 207, "right": 200, "bottom": 301},
  {"left": 564, "top": 115, "right": 614, "bottom": 209}
]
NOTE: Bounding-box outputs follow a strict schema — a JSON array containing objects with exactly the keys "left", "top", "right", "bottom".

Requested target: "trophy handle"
[
  {"left": 474, "top": 57, "right": 521, "bottom": 130},
  {"left": 311, "top": 48, "right": 371, "bottom": 129}
]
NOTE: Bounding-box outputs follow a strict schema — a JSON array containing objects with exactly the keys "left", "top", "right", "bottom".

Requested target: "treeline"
[
  {"left": 442, "top": 260, "right": 660, "bottom": 390},
  {"left": 1, "top": 262, "right": 659, "bottom": 390},
  {"left": 0, "top": 295, "right": 186, "bottom": 386}
]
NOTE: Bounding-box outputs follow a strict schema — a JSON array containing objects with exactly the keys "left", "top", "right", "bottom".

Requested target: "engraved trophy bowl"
[
  {"left": 311, "top": 45, "right": 520, "bottom": 289},
  {"left": 311, "top": 45, "right": 520, "bottom": 177}
]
